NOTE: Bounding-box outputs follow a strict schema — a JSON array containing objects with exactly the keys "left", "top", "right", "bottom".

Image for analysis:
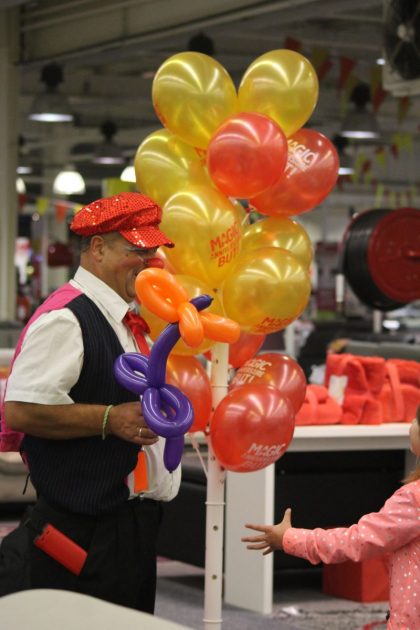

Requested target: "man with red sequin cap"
[{"left": 3, "top": 192, "right": 180, "bottom": 612}]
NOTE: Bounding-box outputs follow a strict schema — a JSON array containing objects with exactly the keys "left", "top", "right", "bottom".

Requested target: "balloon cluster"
[
  {"left": 114, "top": 269, "right": 240, "bottom": 471},
  {"left": 128, "top": 49, "right": 340, "bottom": 473},
  {"left": 136, "top": 49, "right": 338, "bottom": 338}
]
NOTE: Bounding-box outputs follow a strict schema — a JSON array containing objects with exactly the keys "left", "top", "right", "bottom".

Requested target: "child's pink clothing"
[{"left": 283, "top": 480, "right": 420, "bottom": 630}]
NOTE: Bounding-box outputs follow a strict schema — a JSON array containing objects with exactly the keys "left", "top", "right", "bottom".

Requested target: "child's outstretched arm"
[
  {"left": 242, "top": 482, "right": 420, "bottom": 565},
  {"left": 241, "top": 508, "right": 292, "bottom": 554}
]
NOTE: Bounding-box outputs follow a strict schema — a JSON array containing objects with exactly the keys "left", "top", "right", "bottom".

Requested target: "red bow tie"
[{"left": 123, "top": 311, "right": 150, "bottom": 355}]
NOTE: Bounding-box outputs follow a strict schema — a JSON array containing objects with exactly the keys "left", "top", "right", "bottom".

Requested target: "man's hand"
[
  {"left": 107, "top": 402, "right": 159, "bottom": 446},
  {"left": 241, "top": 508, "right": 292, "bottom": 555}
]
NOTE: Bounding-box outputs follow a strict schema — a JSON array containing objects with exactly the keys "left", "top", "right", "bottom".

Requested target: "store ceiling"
[{"left": 11, "top": 0, "right": 420, "bottom": 197}]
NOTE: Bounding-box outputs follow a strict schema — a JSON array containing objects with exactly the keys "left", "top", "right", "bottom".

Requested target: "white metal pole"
[{"left": 203, "top": 342, "right": 229, "bottom": 630}]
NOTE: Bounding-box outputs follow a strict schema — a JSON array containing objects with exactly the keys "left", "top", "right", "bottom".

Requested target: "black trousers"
[{"left": 25, "top": 496, "right": 162, "bottom": 613}]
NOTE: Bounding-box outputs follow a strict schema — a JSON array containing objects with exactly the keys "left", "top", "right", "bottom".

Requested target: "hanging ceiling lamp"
[
  {"left": 340, "top": 83, "right": 380, "bottom": 140},
  {"left": 188, "top": 31, "right": 215, "bottom": 56},
  {"left": 120, "top": 164, "right": 136, "bottom": 182},
  {"left": 16, "top": 136, "right": 34, "bottom": 175},
  {"left": 332, "top": 135, "right": 355, "bottom": 176},
  {"left": 93, "top": 120, "right": 125, "bottom": 165},
  {"left": 28, "top": 63, "right": 74, "bottom": 123},
  {"left": 53, "top": 165, "right": 86, "bottom": 195},
  {"left": 16, "top": 177, "right": 26, "bottom": 194}
]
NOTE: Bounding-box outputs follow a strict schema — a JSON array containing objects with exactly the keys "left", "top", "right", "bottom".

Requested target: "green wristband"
[{"left": 102, "top": 404, "right": 114, "bottom": 440}]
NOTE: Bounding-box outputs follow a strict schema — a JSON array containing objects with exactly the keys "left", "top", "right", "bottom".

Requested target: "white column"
[
  {"left": 41, "top": 126, "right": 71, "bottom": 295},
  {"left": 224, "top": 465, "right": 274, "bottom": 614},
  {"left": 0, "top": 9, "right": 19, "bottom": 320}
]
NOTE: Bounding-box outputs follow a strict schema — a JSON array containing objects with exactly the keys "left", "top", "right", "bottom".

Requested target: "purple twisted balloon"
[{"left": 114, "top": 294, "right": 212, "bottom": 471}]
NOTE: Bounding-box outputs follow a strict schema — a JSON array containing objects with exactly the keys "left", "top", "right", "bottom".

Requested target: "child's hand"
[{"left": 241, "top": 508, "right": 292, "bottom": 554}]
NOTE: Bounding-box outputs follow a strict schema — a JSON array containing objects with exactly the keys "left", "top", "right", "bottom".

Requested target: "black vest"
[{"left": 22, "top": 294, "right": 139, "bottom": 515}]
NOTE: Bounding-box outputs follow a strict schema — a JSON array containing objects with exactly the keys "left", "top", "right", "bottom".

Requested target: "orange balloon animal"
[{"left": 136, "top": 268, "right": 240, "bottom": 348}]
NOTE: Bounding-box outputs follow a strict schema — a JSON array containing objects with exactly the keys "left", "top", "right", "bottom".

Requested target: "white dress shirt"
[{"left": 6, "top": 266, "right": 181, "bottom": 501}]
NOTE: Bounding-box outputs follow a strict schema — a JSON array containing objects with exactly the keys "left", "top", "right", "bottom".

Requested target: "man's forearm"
[{"left": 4, "top": 401, "right": 105, "bottom": 439}]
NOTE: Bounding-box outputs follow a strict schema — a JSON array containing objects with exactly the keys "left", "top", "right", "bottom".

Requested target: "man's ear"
[{"left": 90, "top": 235, "right": 107, "bottom": 261}]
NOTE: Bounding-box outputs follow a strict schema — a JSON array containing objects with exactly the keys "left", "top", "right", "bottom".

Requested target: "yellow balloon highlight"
[
  {"left": 238, "top": 50, "right": 319, "bottom": 137},
  {"left": 221, "top": 247, "right": 311, "bottom": 334},
  {"left": 152, "top": 52, "right": 238, "bottom": 149},
  {"left": 162, "top": 185, "right": 243, "bottom": 288},
  {"left": 141, "top": 275, "right": 223, "bottom": 356},
  {"left": 241, "top": 217, "right": 313, "bottom": 268},
  {"left": 134, "top": 129, "right": 211, "bottom": 208}
]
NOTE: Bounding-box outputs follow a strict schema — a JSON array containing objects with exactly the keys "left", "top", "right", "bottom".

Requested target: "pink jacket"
[{"left": 283, "top": 480, "right": 420, "bottom": 630}]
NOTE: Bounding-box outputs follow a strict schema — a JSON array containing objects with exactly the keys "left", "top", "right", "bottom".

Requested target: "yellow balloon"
[
  {"left": 134, "top": 129, "right": 212, "bottom": 208},
  {"left": 221, "top": 247, "right": 311, "bottom": 334},
  {"left": 152, "top": 52, "right": 238, "bottom": 149},
  {"left": 242, "top": 217, "right": 313, "bottom": 268},
  {"left": 162, "top": 185, "right": 243, "bottom": 288},
  {"left": 238, "top": 50, "right": 319, "bottom": 137},
  {"left": 141, "top": 275, "right": 223, "bottom": 356}
]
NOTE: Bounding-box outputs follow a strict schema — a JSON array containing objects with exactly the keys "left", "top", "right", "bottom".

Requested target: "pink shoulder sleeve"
[{"left": 283, "top": 482, "right": 420, "bottom": 565}]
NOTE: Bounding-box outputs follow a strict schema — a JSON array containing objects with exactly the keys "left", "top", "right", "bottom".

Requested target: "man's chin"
[{"left": 126, "top": 285, "right": 137, "bottom": 302}]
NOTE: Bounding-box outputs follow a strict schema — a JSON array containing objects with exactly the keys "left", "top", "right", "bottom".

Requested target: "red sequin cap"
[{"left": 70, "top": 192, "right": 174, "bottom": 248}]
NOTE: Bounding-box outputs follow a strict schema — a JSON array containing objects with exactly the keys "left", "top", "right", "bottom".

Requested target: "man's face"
[{"left": 99, "top": 234, "right": 158, "bottom": 302}]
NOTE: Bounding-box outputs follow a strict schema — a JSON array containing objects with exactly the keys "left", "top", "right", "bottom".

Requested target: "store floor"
[
  {"left": 0, "top": 518, "right": 388, "bottom": 630},
  {"left": 156, "top": 558, "right": 389, "bottom": 629}
]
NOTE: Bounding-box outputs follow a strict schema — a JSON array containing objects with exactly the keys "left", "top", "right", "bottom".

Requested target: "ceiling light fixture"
[
  {"left": 340, "top": 83, "right": 380, "bottom": 141},
  {"left": 93, "top": 120, "right": 125, "bottom": 165},
  {"left": 17, "top": 135, "right": 34, "bottom": 174},
  {"left": 53, "top": 165, "right": 86, "bottom": 195},
  {"left": 16, "top": 161, "right": 33, "bottom": 175},
  {"left": 28, "top": 63, "right": 74, "bottom": 123},
  {"left": 120, "top": 164, "right": 136, "bottom": 183},
  {"left": 332, "top": 135, "right": 355, "bottom": 176},
  {"left": 16, "top": 177, "right": 26, "bottom": 194},
  {"left": 188, "top": 32, "right": 215, "bottom": 56}
]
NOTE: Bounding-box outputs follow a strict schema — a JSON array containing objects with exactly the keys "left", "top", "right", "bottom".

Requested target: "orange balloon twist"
[{"left": 136, "top": 268, "right": 240, "bottom": 348}]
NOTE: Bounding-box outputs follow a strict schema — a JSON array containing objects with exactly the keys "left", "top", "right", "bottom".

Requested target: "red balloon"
[
  {"left": 166, "top": 355, "right": 212, "bottom": 432},
  {"left": 251, "top": 128, "right": 339, "bottom": 217},
  {"left": 228, "top": 331, "right": 266, "bottom": 368},
  {"left": 203, "top": 332, "right": 265, "bottom": 368},
  {"left": 207, "top": 112, "right": 288, "bottom": 199},
  {"left": 230, "top": 352, "right": 306, "bottom": 414},
  {"left": 210, "top": 384, "right": 295, "bottom": 472}
]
